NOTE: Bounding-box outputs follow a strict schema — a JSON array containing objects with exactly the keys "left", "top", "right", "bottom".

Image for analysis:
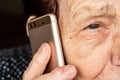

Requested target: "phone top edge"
[
  {"left": 28, "top": 13, "right": 57, "bottom": 23},
  {"left": 28, "top": 13, "right": 57, "bottom": 30}
]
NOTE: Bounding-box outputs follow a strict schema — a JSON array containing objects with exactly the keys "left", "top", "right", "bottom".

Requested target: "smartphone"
[{"left": 27, "top": 13, "right": 65, "bottom": 72}]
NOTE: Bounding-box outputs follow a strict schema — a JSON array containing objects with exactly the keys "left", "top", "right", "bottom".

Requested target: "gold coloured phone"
[{"left": 28, "top": 13, "right": 65, "bottom": 72}]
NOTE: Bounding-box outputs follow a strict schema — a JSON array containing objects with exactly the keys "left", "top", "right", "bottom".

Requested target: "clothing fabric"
[{"left": 0, "top": 44, "right": 32, "bottom": 80}]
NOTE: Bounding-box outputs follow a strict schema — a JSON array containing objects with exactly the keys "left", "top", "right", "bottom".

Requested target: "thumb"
[{"left": 35, "top": 65, "right": 77, "bottom": 80}]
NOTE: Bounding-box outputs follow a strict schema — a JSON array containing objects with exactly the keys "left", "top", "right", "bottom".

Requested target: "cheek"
[{"left": 62, "top": 31, "right": 113, "bottom": 79}]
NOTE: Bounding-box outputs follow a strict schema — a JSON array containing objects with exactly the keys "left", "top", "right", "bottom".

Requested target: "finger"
[
  {"left": 23, "top": 43, "right": 51, "bottom": 80},
  {"left": 34, "top": 65, "right": 77, "bottom": 80}
]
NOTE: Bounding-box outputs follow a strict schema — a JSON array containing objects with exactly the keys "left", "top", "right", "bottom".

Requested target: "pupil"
[{"left": 89, "top": 24, "right": 99, "bottom": 29}]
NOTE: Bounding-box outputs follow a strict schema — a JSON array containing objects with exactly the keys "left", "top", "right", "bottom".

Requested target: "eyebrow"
[
  {"left": 71, "top": 1, "right": 116, "bottom": 20},
  {"left": 90, "top": 5, "right": 116, "bottom": 18},
  {"left": 68, "top": 1, "right": 117, "bottom": 32}
]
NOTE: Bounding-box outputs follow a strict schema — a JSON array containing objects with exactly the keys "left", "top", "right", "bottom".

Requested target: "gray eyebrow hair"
[
  {"left": 65, "top": 1, "right": 117, "bottom": 32},
  {"left": 91, "top": 4, "right": 116, "bottom": 18},
  {"left": 70, "top": 1, "right": 116, "bottom": 21}
]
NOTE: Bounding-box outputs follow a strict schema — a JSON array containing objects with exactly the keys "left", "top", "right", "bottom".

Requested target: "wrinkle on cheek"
[
  {"left": 92, "top": 35, "right": 113, "bottom": 77},
  {"left": 75, "top": 31, "right": 109, "bottom": 57},
  {"left": 78, "top": 34, "right": 113, "bottom": 79}
]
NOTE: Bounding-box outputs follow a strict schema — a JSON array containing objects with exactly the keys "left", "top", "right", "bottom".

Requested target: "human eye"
[
  {"left": 80, "top": 17, "right": 112, "bottom": 35},
  {"left": 87, "top": 24, "right": 100, "bottom": 29},
  {"left": 82, "top": 22, "right": 105, "bottom": 35},
  {"left": 84, "top": 23, "right": 101, "bottom": 30}
]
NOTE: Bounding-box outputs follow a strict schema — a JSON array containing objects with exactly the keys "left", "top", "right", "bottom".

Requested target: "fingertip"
[
  {"left": 64, "top": 65, "right": 77, "bottom": 77},
  {"left": 51, "top": 65, "right": 77, "bottom": 79},
  {"left": 42, "top": 43, "right": 51, "bottom": 52},
  {"left": 36, "top": 43, "right": 51, "bottom": 56}
]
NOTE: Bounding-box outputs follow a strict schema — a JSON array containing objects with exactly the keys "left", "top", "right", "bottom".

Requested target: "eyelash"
[
  {"left": 84, "top": 23, "right": 101, "bottom": 30},
  {"left": 87, "top": 24, "right": 100, "bottom": 29}
]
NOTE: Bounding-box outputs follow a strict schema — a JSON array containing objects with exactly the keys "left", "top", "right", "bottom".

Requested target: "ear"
[{"left": 26, "top": 15, "right": 36, "bottom": 37}]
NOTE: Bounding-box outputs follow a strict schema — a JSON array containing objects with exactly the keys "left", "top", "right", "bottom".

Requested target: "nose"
[{"left": 111, "top": 28, "right": 120, "bottom": 66}]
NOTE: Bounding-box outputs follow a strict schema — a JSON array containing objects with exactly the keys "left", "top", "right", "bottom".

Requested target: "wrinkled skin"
[
  {"left": 57, "top": 0, "right": 120, "bottom": 80},
  {"left": 23, "top": 0, "right": 120, "bottom": 80}
]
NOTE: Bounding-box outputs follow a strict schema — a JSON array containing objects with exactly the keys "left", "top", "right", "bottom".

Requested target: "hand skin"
[{"left": 23, "top": 43, "right": 77, "bottom": 80}]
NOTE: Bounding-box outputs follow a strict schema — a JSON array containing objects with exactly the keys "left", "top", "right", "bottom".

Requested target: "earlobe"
[{"left": 26, "top": 15, "right": 36, "bottom": 37}]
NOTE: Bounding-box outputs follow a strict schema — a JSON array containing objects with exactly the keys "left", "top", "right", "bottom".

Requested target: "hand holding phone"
[
  {"left": 23, "top": 14, "right": 77, "bottom": 80},
  {"left": 23, "top": 42, "right": 77, "bottom": 80}
]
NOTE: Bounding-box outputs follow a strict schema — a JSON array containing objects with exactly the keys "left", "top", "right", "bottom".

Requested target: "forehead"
[
  {"left": 66, "top": 0, "right": 120, "bottom": 17},
  {"left": 68, "top": 0, "right": 117, "bottom": 9}
]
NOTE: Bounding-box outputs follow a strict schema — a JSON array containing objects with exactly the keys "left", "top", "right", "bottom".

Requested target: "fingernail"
[{"left": 64, "top": 65, "right": 76, "bottom": 76}]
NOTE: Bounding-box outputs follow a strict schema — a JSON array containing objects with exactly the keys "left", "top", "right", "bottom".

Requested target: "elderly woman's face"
[{"left": 58, "top": 0, "right": 120, "bottom": 80}]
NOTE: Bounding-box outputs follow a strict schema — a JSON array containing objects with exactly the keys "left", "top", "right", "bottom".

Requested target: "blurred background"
[{"left": 0, "top": 0, "right": 29, "bottom": 50}]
